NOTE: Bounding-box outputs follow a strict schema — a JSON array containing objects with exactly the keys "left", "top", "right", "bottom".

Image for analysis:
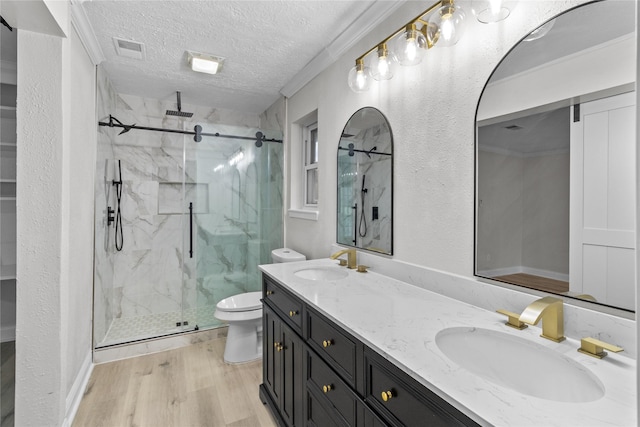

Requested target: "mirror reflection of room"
[
  {"left": 476, "top": 0, "right": 636, "bottom": 312},
  {"left": 337, "top": 107, "right": 393, "bottom": 255}
]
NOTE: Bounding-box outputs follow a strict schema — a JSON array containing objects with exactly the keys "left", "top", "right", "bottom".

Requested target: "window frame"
[{"left": 303, "top": 122, "right": 319, "bottom": 208}]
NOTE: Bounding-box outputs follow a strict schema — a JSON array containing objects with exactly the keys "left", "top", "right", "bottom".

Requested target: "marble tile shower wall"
[{"left": 94, "top": 74, "right": 284, "bottom": 344}]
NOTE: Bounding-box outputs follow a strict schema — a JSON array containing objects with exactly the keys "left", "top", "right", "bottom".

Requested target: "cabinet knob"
[
  {"left": 322, "top": 339, "right": 334, "bottom": 348},
  {"left": 381, "top": 390, "right": 394, "bottom": 402},
  {"left": 322, "top": 384, "right": 333, "bottom": 393},
  {"left": 266, "top": 290, "right": 274, "bottom": 295},
  {"left": 289, "top": 310, "right": 298, "bottom": 317},
  {"left": 274, "top": 342, "right": 283, "bottom": 352}
]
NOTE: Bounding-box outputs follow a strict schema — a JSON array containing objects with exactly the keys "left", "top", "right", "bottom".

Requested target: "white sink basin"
[
  {"left": 434, "top": 327, "right": 605, "bottom": 402},
  {"left": 294, "top": 267, "right": 348, "bottom": 281}
]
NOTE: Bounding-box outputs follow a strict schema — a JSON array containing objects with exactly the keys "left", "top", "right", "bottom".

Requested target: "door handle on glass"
[{"left": 189, "top": 202, "right": 193, "bottom": 259}]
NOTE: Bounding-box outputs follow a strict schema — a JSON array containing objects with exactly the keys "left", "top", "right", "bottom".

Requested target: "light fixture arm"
[{"left": 355, "top": 0, "right": 444, "bottom": 63}]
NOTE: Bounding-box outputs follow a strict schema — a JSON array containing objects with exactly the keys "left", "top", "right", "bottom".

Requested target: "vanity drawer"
[
  {"left": 263, "top": 276, "right": 303, "bottom": 333},
  {"left": 365, "top": 349, "right": 479, "bottom": 427},
  {"left": 306, "top": 387, "right": 345, "bottom": 427},
  {"left": 307, "top": 308, "right": 363, "bottom": 391},
  {"left": 305, "top": 347, "right": 358, "bottom": 426}
]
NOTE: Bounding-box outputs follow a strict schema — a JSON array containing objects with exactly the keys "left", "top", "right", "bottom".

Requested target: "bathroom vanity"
[{"left": 259, "top": 259, "right": 636, "bottom": 427}]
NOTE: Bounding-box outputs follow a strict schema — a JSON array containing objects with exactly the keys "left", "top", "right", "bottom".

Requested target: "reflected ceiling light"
[
  {"left": 187, "top": 51, "right": 224, "bottom": 75},
  {"left": 371, "top": 43, "right": 395, "bottom": 80},
  {"left": 347, "top": 59, "right": 372, "bottom": 92},
  {"left": 348, "top": 0, "right": 509, "bottom": 92},
  {"left": 472, "top": 0, "right": 517, "bottom": 24},
  {"left": 524, "top": 19, "right": 555, "bottom": 41}
]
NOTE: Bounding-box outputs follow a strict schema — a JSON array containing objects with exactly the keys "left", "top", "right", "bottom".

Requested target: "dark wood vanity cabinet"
[{"left": 260, "top": 274, "right": 479, "bottom": 427}]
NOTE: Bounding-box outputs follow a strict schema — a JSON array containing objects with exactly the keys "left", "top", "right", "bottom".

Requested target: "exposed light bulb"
[
  {"left": 371, "top": 44, "right": 394, "bottom": 81},
  {"left": 348, "top": 60, "right": 371, "bottom": 92},
  {"left": 441, "top": 17, "right": 454, "bottom": 42},
  {"left": 405, "top": 38, "right": 418, "bottom": 62},
  {"left": 356, "top": 70, "right": 367, "bottom": 89},
  {"left": 427, "top": 0, "right": 466, "bottom": 47},
  {"left": 393, "top": 24, "right": 428, "bottom": 66}
]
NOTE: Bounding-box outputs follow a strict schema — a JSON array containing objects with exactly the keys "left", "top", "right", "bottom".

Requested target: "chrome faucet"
[
  {"left": 330, "top": 248, "right": 357, "bottom": 269},
  {"left": 519, "top": 296, "right": 565, "bottom": 342}
]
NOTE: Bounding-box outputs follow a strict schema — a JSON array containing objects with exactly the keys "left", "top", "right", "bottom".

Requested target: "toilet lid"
[{"left": 216, "top": 291, "right": 263, "bottom": 312}]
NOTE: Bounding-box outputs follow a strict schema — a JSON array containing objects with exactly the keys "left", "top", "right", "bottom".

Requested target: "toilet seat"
[{"left": 216, "top": 291, "right": 262, "bottom": 312}]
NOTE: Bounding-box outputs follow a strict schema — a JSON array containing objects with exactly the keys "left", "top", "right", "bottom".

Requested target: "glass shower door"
[{"left": 182, "top": 123, "right": 284, "bottom": 331}]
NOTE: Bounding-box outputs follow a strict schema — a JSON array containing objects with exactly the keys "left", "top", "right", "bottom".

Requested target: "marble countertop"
[{"left": 259, "top": 259, "right": 636, "bottom": 427}]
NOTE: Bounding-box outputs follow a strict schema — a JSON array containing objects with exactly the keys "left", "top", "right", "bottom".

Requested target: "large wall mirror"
[
  {"left": 337, "top": 107, "right": 393, "bottom": 254},
  {"left": 475, "top": 0, "right": 636, "bottom": 312}
]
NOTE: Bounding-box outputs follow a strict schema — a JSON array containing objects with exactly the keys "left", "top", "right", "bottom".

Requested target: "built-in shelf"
[
  {"left": 0, "top": 179, "right": 16, "bottom": 183},
  {"left": 0, "top": 197, "right": 16, "bottom": 201}
]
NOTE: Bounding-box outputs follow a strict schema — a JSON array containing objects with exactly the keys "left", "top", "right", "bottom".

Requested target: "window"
[{"left": 304, "top": 123, "right": 319, "bottom": 206}]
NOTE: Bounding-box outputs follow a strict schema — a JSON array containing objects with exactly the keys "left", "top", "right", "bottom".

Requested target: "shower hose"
[{"left": 114, "top": 160, "right": 123, "bottom": 251}]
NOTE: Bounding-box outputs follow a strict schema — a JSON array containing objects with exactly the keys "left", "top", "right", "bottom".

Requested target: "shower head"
[{"left": 166, "top": 91, "right": 194, "bottom": 118}]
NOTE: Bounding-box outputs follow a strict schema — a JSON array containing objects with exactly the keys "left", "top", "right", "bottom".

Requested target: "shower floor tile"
[{"left": 100, "top": 305, "right": 221, "bottom": 347}]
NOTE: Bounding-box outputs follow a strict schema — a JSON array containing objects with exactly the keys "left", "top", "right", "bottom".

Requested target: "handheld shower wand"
[
  {"left": 112, "top": 160, "right": 124, "bottom": 251},
  {"left": 359, "top": 175, "right": 368, "bottom": 238}
]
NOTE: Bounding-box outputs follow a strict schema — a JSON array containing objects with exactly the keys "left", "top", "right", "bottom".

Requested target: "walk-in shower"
[{"left": 94, "top": 71, "right": 284, "bottom": 349}]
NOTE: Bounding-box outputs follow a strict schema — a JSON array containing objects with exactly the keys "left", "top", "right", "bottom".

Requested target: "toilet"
[{"left": 214, "top": 248, "right": 306, "bottom": 364}]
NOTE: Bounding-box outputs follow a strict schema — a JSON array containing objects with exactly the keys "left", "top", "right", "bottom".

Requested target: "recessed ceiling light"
[{"left": 187, "top": 51, "right": 224, "bottom": 75}]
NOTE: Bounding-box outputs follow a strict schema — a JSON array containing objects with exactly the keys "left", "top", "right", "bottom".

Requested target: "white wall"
[{"left": 15, "top": 4, "right": 95, "bottom": 425}]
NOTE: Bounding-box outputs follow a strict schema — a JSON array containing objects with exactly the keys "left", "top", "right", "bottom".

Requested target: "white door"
[{"left": 570, "top": 91, "right": 636, "bottom": 310}]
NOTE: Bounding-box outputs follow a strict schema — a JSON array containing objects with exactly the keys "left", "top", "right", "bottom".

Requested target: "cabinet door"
[
  {"left": 263, "top": 305, "right": 282, "bottom": 405},
  {"left": 281, "top": 321, "right": 304, "bottom": 427}
]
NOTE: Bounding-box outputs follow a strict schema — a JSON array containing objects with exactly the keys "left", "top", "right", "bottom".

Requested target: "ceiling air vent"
[
  {"left": 504, "top": 125, "right": 523, "bottom": 130},
  {"left": 113, "top": 37, "right": 146, "bottom": 60}
]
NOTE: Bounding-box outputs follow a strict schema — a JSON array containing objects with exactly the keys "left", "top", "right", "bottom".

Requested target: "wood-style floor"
[
  {"left": 73, "top": 337, "right": 276, "bottom": 427},
  {"left": 494, "top": 273, "right": 569, "bottom": 293},
  {"left": 1, "top": 341, "right": 15, "bottom": 427}
]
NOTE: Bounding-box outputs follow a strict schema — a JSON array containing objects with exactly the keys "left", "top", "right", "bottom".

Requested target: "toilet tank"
[{"left": 271, "top": 248, "right": 306, "bottom": 263}]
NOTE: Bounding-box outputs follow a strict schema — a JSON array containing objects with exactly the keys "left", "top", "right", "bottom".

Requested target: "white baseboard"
[
  {"left": 62, "top": 352, "right": 94, "bottom": 427},
  {"left": 1, "top": 325, "right": 16, "bottom": 342}
]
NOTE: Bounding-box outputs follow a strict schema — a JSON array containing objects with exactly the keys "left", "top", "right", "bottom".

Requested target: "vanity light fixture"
[
  {"left": 187, "top": 50, "right": 224, "bottom": 75},
  {"left": 348, "top": 0, "right": 512, "bottom": 92}
]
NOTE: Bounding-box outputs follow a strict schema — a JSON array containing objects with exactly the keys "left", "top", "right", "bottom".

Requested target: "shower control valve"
[{"left": 107, "top": 207, "right": 115, "bottom": 226}]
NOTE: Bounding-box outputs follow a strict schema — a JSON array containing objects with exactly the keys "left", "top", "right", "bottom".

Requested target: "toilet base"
[{"left": 223, "top": 320, "right": 263, "bottom": 364}]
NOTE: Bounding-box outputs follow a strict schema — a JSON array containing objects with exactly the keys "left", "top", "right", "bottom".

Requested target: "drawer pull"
[
  {"left": 381, "top": 390, "right": 394, "bottom": 402},
  {"left": 266, "top": 290, "right": 274, "bottom": 295},
  {"left": 289, "top": 310, "right": 299, "bottom": 317},
  {"left": 274, "top": 342, "right": 284, "bottom": 352},
  {"left": 322, "top": 339, "right": 334, "bottom": 348},
  {"left": 322, "top": 384, "right": 333, "bottom": 393}
]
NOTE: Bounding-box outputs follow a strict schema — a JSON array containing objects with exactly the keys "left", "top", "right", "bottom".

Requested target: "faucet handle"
[
  {"left": 496, "top": 309, "right": 528, "bottom": 330},
  {"left": 578, "top": 337, "right": 624, "bottom": 359}
]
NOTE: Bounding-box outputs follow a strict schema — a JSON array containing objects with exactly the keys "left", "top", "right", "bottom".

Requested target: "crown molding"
[
  {"left": 70, "top": 0, "right": 104, "bottom": 65},
  {"left": 280, "top": 0, "right": 406, "bottom": 98}
]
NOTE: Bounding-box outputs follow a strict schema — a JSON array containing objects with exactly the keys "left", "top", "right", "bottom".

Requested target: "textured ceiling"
[{"left": 83, "top": 0, "right": 380, "bottom": 114}]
